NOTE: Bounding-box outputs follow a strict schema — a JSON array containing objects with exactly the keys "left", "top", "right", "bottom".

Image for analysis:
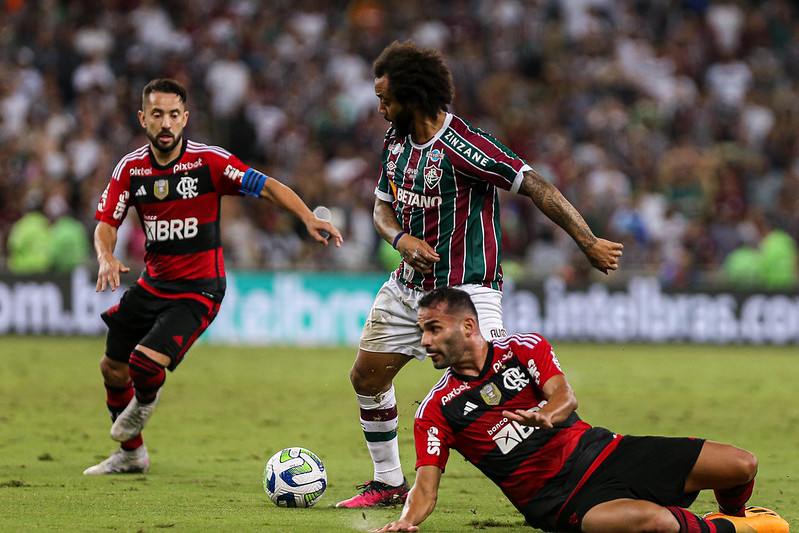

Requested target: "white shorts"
[{"left": 359, "top": 271, "right": 506, "bottom": 360}]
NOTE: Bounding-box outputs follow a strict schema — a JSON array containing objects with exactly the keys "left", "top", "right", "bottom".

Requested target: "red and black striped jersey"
[
  {"left": 95, "top": 140, "right": 249, "bottom": 299},
  {"left": 413, "top": 334, "right": 618, "bottom": 530},
  {"left": 375, "top": 113, "right": 532, "bottom": 291}
]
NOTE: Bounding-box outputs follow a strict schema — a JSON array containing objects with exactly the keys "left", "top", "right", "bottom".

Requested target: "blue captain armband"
[{"left": 239, "top": 168, "right": 269, "bottom": 197}]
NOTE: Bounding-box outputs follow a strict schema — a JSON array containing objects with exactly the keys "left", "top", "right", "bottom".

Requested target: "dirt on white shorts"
[{"left": 359, "top": 271, "right": 507, "bottom": 360}]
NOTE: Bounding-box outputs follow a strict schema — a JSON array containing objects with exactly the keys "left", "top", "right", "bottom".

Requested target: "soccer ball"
[{"left": 263, "top": 447, "right": 327, "bottom": 508}]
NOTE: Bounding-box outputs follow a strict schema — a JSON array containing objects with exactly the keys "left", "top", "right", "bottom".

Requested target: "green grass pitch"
[{"left": 1, "top": 336, "right": 796, "bottom": 531}]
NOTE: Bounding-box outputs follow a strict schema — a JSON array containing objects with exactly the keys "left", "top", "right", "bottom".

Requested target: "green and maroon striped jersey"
[{"left": 375, "top": 113, "right": 530, "bottom": 290}]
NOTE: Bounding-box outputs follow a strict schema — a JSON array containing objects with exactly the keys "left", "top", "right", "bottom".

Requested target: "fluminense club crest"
[{"left": 424, "top": 165, "right": 443, "bottom": 188}]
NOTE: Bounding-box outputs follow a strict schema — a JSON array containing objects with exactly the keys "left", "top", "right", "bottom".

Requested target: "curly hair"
[
  {"left": 373, "top": 41, "right": 453, "bottom": 120},
  {"left": 142, "top": 78, "right": 187, "bottom": 109}
]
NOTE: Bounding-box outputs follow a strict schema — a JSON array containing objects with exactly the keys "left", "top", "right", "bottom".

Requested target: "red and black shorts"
[
  {"left": 101, "top": 283, "right": 221, "bottom": 371},
  {"left": 556, "top": 435, "right": 705, "bottom": 531}
]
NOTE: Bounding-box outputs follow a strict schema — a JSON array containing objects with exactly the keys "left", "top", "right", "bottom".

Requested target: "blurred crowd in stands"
[{"left": 1, "top": 0, "right": 798, "bottom": 289}]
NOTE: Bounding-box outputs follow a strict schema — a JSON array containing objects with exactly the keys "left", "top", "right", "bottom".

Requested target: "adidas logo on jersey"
[
  {"left": 135, "top": 185, "right": 147, "bottom": 197},
  {"left": 463, "top": 401, "right": 478, "bottom": 416}
]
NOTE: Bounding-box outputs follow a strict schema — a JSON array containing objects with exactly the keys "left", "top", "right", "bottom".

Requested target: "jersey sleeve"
[
  {"left": 212, "top": 150, "right": 252, "bottom": 197},
  {"left": 374, "top": 129, "right": 398, "bottom": 203},
  {"left": 513, "top": 335, "right": 564, "bottom": 388},
  {"left": 446, "top": 124, "right": 531, "bottom": 194},
  {"left": 94, "top": 161, "right": 132, "bottom": 227},
  {"left": 413, "top": 406, "right": 451, "bottom": 472}
]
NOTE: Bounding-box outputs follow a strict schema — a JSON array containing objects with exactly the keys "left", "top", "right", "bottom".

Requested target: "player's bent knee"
[
  {"left": 583, "top": 501, "right": 677, "bottom": 533},
  {"left": 738, "top": 450, "right": 758, "bottom": 481},
  {"left": 99, "top": 355, "right": 130, "bottom": 386},
  {"left": 348, "top": 363, "right": 368, "bottom": 390},
  {"left": 723, "top": 445, "right": 758, "bottom": 484},
  {"left": 349, "top": 364, "right": 389, "bottom": 395},
  {"left": 638, "top": 509, "right": 679, "bottom": 533}
]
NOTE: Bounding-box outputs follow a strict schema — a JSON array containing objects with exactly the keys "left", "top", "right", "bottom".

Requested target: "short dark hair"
[
  {"left": 419, "top": 287, "right": 477, "bottom": 319},
  {"left": 373, "top": 41, "right": 453, "bottom": 120},
  {"left": 142, "top": 78, "right": 187, "bottom": 109}
]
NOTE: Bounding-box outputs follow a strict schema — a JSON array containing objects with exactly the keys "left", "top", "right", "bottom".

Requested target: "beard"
[
  {"left": 390, "top": 108, "right": 414, "bottom": 138},
  {"left": 427, "top": 349, "right": 453, "bottom": 370},
  {"left": 148, "top": 130, "right": 182, "bottom": 153}
]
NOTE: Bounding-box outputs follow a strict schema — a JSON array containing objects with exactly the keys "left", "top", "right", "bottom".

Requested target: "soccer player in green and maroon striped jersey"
[{"left": 336, "top": 41, "right": 623, "bottom": 509}]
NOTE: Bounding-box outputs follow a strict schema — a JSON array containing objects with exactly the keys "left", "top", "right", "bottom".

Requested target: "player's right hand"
[
  {"left": 369, "top": 521, "right": 420, "bottom": 532},
  {"left": 307, "top": 218, "right": 343, "bottom": 247},
  {"left": 96, "top": 254, "right": 130, "bottom": 292},
  {"left": 397, "top": 235, "right": 439, "bottom": 274}
]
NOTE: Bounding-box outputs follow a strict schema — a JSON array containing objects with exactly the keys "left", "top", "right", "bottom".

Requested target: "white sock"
[{"left": 357, "top": 385, "right": 404, "bottom": 486}]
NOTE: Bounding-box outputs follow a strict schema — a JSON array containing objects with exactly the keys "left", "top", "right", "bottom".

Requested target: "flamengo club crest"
[
  {"left": 176, "top": 175, "right": 199, "bottom": 199},
  {"left": 154, "top": 179, "right": 169, "bottom": 200}
]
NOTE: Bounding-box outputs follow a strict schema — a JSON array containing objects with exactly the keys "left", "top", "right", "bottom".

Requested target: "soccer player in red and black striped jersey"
[
  {"left": 371, "top": 287, "right": 788, "bottom": 533},
  {"left": 338, "top": 41, "right": 623, "bottom": 507},
  {"left": 83, "top": 79, "right": 342, "bottom": 475}
]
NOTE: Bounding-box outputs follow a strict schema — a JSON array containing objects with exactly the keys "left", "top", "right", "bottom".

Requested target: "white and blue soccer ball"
[{"left": 263, "top": 447, "right": 327, "bottom": 508}]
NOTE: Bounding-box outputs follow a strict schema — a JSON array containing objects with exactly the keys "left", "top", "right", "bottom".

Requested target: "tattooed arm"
[{"left": 520, "top": 169, "right": 623, "bottom": 274}]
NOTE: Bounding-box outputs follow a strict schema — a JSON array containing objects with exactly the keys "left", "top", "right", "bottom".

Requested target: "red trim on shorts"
[
  {"left": 555, "top": 434, "right": 624, "bottom": 525},
  {"left": 173, "top": 300, "right": 221, "bottom": 366},
  {"left": 136, "top": 278, "right": 215, "bottom": 309}
]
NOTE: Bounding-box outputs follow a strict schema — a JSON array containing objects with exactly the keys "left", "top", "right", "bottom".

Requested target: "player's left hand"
[
  {"left": 584, "top": 238, "right": 623, "bottom": 274},
  {"left": 502, "top": 407, "right": 553, "bottom": 429}
]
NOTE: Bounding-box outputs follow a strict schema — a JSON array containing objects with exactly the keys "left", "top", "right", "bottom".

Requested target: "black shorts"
[
  {"left": 556, "top": 436, "right": 705, "bottom": 531},
  {"left": 101, "top": 283, "right": 221, "bottom": 371}
]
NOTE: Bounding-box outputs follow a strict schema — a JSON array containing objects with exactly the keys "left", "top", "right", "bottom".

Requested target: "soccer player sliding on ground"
[{"left": 372, "top": 287, "right": 788, "bottom": 533}]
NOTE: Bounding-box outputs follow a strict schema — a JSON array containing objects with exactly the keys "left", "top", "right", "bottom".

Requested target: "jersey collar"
[
  {"left": 409, "top": 113, "right": 453, "bottom": 150},
  {"left": 148, "top": 138, "right": 188, "bottom": 171}
]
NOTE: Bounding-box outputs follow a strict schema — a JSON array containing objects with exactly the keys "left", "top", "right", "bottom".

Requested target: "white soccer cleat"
[
  {"left": 110, "top": 391, "right": 160, "bottom": 442},
  {"left": 83, "top": 445, "right": 149, "bottom": 475}
]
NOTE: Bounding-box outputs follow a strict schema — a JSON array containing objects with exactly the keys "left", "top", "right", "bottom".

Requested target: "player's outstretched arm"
[
  {"left": 370, "top": 465, "right": 441, "bottom": 532},
  {"left": 373, "top": 198, "right": 439, "bottom": 273},
  {"left": 519, "top": 169, "right": 623, "bottom": 274},
  {"left": 94, "top": 221, "right": 129, "bottom": 293},
  {"left": 259, "top": 178, "right": 343, "bottom": 247}
]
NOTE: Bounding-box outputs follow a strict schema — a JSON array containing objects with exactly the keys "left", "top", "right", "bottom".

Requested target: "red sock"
[
  {"left": 666, "top": 507, "right": 735, "bottom": 533},
  {"left": 128, "top": 350, "right": 166, "bottom": 404},
  {"left": 715, "top": 479, "right": 754, "bottom": 516},
  {"left": 104, "top": 381, "right": 143, "bottom": 450}
]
